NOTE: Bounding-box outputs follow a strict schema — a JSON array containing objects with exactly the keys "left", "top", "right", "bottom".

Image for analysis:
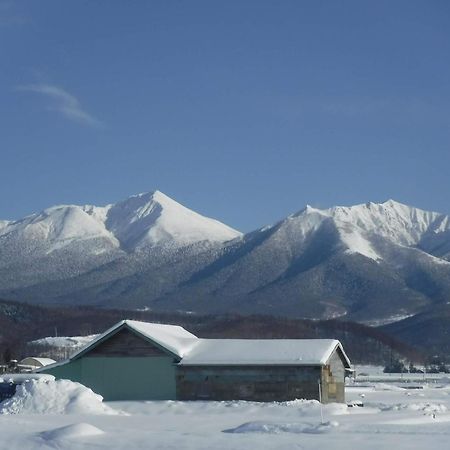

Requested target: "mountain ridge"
[{"left": 1, "top": 192, "right": 450, "bottom": 325}]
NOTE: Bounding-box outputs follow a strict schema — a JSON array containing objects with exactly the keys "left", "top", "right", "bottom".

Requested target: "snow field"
[{"left": 1, "top": 376, "right": 450, "bottom": 449}]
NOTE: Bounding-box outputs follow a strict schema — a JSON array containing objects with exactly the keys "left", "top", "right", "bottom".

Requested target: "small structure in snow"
[{"left": 19, "top": 357, "right": 56, "bottom": 372}]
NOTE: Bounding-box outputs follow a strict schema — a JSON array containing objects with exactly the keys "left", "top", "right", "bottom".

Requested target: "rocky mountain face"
[{"left": 1, "top": 193, "right": 450, "bottom": 325}]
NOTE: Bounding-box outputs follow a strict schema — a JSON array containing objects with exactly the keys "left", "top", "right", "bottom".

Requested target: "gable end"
[{"left": 72, "top": 323, "right": 181, "bottom": 361}]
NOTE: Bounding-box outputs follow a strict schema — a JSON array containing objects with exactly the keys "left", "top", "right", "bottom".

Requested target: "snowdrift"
[
  {"left": 40, "top": 423, "right": 104, "bottom": 441},
  {"left": 224, "top": 420, "right": 339, "bottom": 434},
  {"left": 0, "top": 379, "right": 118, "bottom": 415}
]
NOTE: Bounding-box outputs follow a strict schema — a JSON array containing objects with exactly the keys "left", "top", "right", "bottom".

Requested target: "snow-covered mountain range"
[
  {"left": 0, "top": 190, "right": 240, "bottom": 253},
  {"left": 1, "top": 192, "right": 450, "bottom": 324}
]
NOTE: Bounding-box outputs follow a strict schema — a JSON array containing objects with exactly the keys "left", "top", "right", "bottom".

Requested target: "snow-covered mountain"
[
  {"left": 155, "top": 200, "right": 450, "bottom": 322},
  {"left": 0, "top": 191, "right": 241, "bottom": 290},
  {"left": 103, "top": 191, "right": 240, "bottom": 250},
  {"left": 1, "top": 196, "right": 450, "bottom": 324},
  {"left": 281, "top": 199, "right": 450, "bottom": 261},
  {"left": 0, "top": 190, "right": 240, "bottom": 254}
]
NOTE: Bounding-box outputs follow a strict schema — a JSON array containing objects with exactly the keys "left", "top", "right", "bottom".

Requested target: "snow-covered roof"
[
  {"left": 179, "top": 339, "right": 351, "bottom": 367},
  {"left": 122, "top": 320, "right": 198, "bottom": 357},
  {"left": 19, "top": 357, "right": 56, "bottom": 367},
  {"left": 69, "top": 320, "right": 199, "bottom": 361},
  {"left": 38, "top": 321, "right": 351, "bottom": 371}
]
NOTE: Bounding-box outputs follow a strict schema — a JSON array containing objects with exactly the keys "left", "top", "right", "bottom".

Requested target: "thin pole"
[{"left": 318, "top": 379, "right": 324, "bottom": 424}]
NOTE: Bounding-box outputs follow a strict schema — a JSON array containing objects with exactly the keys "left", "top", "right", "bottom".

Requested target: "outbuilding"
[
  {"left": 38, "top": 320, "right": 351, "bottom": 403},
  {"left": 19, "top": 357, "right": 56, "bottom": 371}
]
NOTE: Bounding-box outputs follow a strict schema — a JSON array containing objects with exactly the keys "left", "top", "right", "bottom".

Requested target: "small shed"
[
  {"left": 19, "top": 357, "right": 56, "bottom": 370},
  {"left": 38, "top": 320, "right": 351, "bottom": 403}
]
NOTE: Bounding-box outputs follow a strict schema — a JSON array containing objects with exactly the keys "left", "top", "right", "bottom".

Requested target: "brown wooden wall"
[
  {"left": 86, "top": 328, "right": 171, "bottom": 358},
  {"left": 176, "top": 365, "right": 323, "bottom": 402}
]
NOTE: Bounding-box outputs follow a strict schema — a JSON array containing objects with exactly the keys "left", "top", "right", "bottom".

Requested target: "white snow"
[
  {"left": 2, "top": 378, "right": 450, "bottom": 449},
  {"left": 0, "top": 379, "right": 118, "bottom": 415},
  {"left": 30, "top": 334, "right": 99, "bottom": 349},
  {"left": 43, "top": 321, "right": 350, "bottom": 371},
  {"left": 19, "top": 357, "right": 56, "bottom": 368},
  {"left": 224, "top": 420, "right": 339, "bottom": 434},
  {"left": 180, "top": 338, "right": 350, "bottom": 366},
  {"left": 120, "top": 320, "right": 199, "bottom": 357},
  {"left": 1, "top": 205, "right": 119, "bottom": 251},
  {"left": 0, "top": 190, "right": 241, "bottom": 256},
  {"left": 39, "top": 422, "right": 104, "bottom": 441},
  {"left": 285, "top": 199, "right": 450, "bottom": 262},
  {"left": 363, "top": 314, "right": 416, "bottom": 327},
  {"left": 62, "top": 320, "right": 199, "bottom": 363},
  {"left": 0, "top": 374, "right": 55, "bottom": 384},
  {"left": 104, "top": 191, "right": 242, "bottom": 250}
]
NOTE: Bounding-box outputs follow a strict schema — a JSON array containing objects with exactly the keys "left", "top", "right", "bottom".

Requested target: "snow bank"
[
  {"left": 382, "top": 402, "right": 447, "bottom": 413},
  {"left": 0, "top": 379, "right": 118, "bottom": 415},
  {"left": 0, "top": 374, "right": 54, "bottom": 384},
  {"left": 40, "top": 423, "right": 104, "bottom": 441},
  {"left": 224, "top": 420, "right": 339, "bottom": 434}
]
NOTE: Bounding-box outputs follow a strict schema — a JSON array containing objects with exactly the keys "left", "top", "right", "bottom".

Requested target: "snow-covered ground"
[
  {"left": 30, "top": 334, "right": 100, "bottom": 349},
  {"left": 2, "top": 373, "right": 450, "bottom": 449}
]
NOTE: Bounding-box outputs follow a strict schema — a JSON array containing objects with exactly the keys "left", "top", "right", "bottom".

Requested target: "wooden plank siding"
[
  {"left": 176, "top": 365, "right": 323, "bottom": 402},
  {"left": 86, "top": 328, "right": 170, "bottom": 358}
]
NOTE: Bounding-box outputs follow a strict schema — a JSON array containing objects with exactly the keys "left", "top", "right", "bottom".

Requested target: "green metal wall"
[{"left": 42, "top": 356, "right": 177, "bottom": 401}]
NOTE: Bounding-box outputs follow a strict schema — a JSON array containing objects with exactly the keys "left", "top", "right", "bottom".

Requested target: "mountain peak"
[
  {"left": 104, "top": 190, "right": 242, "bottom": 250},
  {"left": 382, "top": 198, "right": 401, "bottom": 206},
  {"left": 0, "top": 191, "right": 242, "bottom": 255}
]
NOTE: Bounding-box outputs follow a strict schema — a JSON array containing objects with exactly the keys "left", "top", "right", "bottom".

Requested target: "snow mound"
[
  {"left": 382, "top": 402, "right": 447, "bottom": 413},
  {"left": 0, "top": 379, "right": 118, "bottom": 415},
  {"left": 224, "top": 420, "right": 339, "bottom": 434},
  {"left": 40, "top": 422, "right": 104, "bottom": 441}
]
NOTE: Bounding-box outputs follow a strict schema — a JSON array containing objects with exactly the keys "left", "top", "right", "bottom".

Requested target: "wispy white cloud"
[{"left": 17, "top": 84, "right": 103, "bottom": 128}]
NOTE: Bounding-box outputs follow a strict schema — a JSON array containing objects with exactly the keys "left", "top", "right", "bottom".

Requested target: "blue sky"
[{"left": 1, "top": 1, "right": 450, "bottom": 231}]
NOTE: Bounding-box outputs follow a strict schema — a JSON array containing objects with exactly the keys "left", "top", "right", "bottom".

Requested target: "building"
[
  {"left": 19, "top": 357, "right": 56, "bottom": 372},
  {"left": 38, "top": 320, "right": 351, "bottom": 402}
]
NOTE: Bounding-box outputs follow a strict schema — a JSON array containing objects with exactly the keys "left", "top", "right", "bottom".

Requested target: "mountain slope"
[
  {"left": 153, "top": 200, "right": 450, "bottom": 321},
  {"left": 0, "top": 191, "right": 241, "bottom": 293}
]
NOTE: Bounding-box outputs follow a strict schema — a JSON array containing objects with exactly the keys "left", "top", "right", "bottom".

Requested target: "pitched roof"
[
  {"left": 37, "top": 320, "right": 351, "bottom": 371},
  {"left": 179, "top": 339, "right": 351, "bottom": 367},
  {"left": 71, "top": 319, "right": 198, "bottom": 360}
]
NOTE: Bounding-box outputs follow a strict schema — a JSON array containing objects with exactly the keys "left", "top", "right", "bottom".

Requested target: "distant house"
[{"left": 38, "top": 320, "right": 351, "bottom": 403}]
